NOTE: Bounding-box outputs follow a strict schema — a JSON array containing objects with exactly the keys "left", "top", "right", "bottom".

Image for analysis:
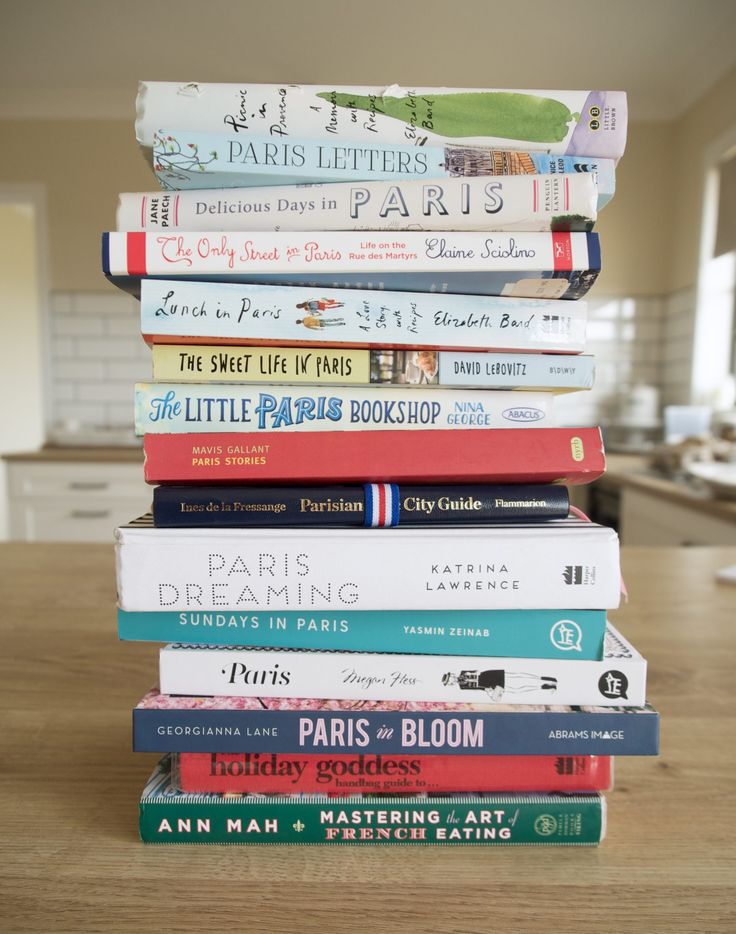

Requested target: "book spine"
[
  {"left": 122, "top": 268, "right": 598, "bottom": 301},
  {"left": 132, "top": 707, "right": 659, "bottom": 755},
  {"left": 118, "top": 173, "right": 598, "bottom": 231},
  {"left": 142, "top": 426, "right": 606, "bottom": 485},
  {"left": 175, "top": 752, "right": 613, "bottom": 794},
  {"left": 140, "top": 279, "right": 589, "bottom": 353},
  {"left": 116, "top": 520, "right": 621, "bottom": 612},
  {"left": 117, "top": 607, "right": 607, "bottom": 660},
  {"left": 135, "top": 383, "right": 556, "bottom": 435},
  {"left": 157, "top": 637, "right": 646, "bottom": 706},
  {"left": 151, "top": 483, "right": 570, "bottom": 528},
  {"left": 152, "top": 132, "right": 456, "bottom": 191},
  {"left": 136, "top": 82, "right": 627, "bottom": 158},
  {"left": 102, "top": 230, "right": 600, "bottom": 297},
  {"left": 152, "top": 345, "right": 596, "bottom": 391},
  {"left": 140, "top": 791, "right": 605, "bottom": 846}
]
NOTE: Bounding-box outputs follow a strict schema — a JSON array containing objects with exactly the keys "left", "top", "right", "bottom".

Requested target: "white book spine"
[
  {"left": 436, "top": 352, "right": 595, "bottom": 390},
  {"left": 116, "top": 174, "right": 597, "bottom": 233},
  {"left": 134, "top": 383, "right": 556, "bottom": 435},
  {"left": 157, "top": 625, "right": 645, "bottom": 706},
  {"left": 135, "top": 82, "right": 627, "bottom": 158},
  {"left": 140, "top": 279, "right": 588, "bottom": 353},
  {"left": 115, "top": 522, "right": 622, "bottom": 612},
  {"left": 103, "top": 230, "right": 597, "bottom": 277}
]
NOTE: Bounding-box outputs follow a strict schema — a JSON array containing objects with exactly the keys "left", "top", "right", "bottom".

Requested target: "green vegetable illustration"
[{"left": 316, "top": 91, "right": 580, "bottom": 143}]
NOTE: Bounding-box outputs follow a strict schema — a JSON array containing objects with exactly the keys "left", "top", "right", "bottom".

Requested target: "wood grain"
[{"left": 1, "top": 543, "right": 735, "bottom": 933}]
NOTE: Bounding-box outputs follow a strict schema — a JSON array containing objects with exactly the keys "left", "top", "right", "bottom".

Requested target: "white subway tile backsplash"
[
  {"left": 632, "top": 318, "right": 663, "bottom": 342},
  {"left": 53, "top": 315, "right": 105, "bottom": 337},
  {"left": 73, "top": 338, "right": 143, "bottom": 360},
  {"left": 586, "top": 320, "right": 619, "bottom": 341},
  {"left": 54, "top": 401, "right": 107, "bottom": 426},
  {"left": 76, "top": 380, "right": 133, "bottom": 403},
  {"left": 630, "top": 364, "right": 660, "bottom": 385},
  {"left": 52, "top": 338, "right": 75, "bottom": 359},
  {"left": 586, "top": 340, "right": 630, "bottom": 358},
  {"left": 663, "top": 335, "right": 695, "bottom": 361},
  {"left": 73, "top": 292, "right": 134, "bottom": 316},
  {"left": 47, "top": 290, "right": 148, "bottom": 430},
  {"left": 106, "top": 361, "right": 152, "bottom": 382},
  {"left": 104, "top": 403, "right": 136, "bottom": 427},
  {"left": 631, "top": 342, "right": 661, "bottom": 365},
  {"left": 666, "top": 286, "right": 697, "bottom": 317},
  {"left": 52, "top": 381, "right": 75, "bottom": 402},
  {"left": 586, "top": 299, "right": 623, "bottom": 320},
  {"left": 593, "top": 362, "right": 618, "bottom": 383},
  {"left": 54, "top": 360, "right": 106, "bottom": 381},
  {"left": 104, "top": 317, "right": 145, "bottom": 338}
]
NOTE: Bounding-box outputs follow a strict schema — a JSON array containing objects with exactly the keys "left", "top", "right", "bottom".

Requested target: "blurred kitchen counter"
[
  {"left": 3, "top": 445, "right": 143, "bottom": 464},
  {"left": 602, "top": 453, "right": 736, "bottom": 523},
  {"left": 573, "top": 452, "right": 736, "bottom": 544}
]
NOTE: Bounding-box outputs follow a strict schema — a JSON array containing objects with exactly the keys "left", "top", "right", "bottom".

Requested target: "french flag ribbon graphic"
[{"left": 363, "top": 483, "right": 400, "bottom": 528}]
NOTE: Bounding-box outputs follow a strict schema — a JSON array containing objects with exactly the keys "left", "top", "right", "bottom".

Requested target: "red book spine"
[
  {"left": 176, "top": 753, "right": 613, "bottom": 795},
  {"left": 144, "top": 427, "right": 605, "bottom": 485}
]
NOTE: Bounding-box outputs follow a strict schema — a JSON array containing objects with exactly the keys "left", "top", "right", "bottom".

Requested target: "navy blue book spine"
[
  {"left": 133, "top": 708, "right": 659, "bottom": 756},
  {"left": 152, "top": 483, "right": 570, "bottom": 528}
]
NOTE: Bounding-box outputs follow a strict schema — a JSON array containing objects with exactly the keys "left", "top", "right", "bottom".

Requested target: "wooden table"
[{"left": 1, "top": 544, "right": 735, "bottom": 933}]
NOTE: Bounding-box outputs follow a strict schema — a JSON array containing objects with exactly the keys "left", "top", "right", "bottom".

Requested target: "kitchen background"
[{"left": 1, "top": 0, "right": 736, "bottom": 545}]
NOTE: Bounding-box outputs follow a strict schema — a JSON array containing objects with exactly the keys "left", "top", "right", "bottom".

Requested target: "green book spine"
[{"left": 139, "top": 758, "right": 605, "bottom": 845}]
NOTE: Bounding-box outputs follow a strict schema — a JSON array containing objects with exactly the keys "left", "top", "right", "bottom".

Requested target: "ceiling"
[{"left": 1, "top": 0, "right": 735, "bottom": 122}]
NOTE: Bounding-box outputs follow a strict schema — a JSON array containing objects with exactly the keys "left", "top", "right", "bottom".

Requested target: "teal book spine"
[
  {"left": 140, "top": 757, "right": 605, "bottom": 845},
  {"left": 118, "top": 607, "right": 607, "bottom": 659}
]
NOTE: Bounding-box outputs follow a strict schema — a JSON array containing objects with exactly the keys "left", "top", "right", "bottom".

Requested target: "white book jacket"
[{"left": 158, "top": 624, "right": 644, "bottom": 707}]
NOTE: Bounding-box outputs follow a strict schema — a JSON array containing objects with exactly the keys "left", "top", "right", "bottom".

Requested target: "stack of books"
[{"left": 107, "top": 82, "right": 659, "bottom": 846}]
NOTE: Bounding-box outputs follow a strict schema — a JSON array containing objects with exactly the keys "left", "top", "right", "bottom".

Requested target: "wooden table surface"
[{"left": 1, "top": 543, "right": 735, "bottom": 934}]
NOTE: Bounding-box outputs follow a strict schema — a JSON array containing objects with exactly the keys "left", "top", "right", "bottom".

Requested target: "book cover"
[
  {"left": 140, "top": 279, "right": 589, "bottom": 353},
  {"left": 133, "top": 689, "right": 660, "bottom": 756},
  {"left": 151, "top": 483, "right": 570, "bottom": 528},
  {"left": 174, "top": 751, "right": 613, "bottom": 795},
  {"left": 117, "top": 173, "right": 601, "bottom": 232},
  {"left": 140, "top": 757, "right": 606, "bottom": 845},
  {"left": 115, "top": 517, "right": 621, "bottom": 613},
  {"left": 117, "top": 606, "right": 607, "bottom": 660},
  {"left": 152, "top": 345, "right": 596, "bottom": 392},
  {"left": 157, "top": 624, "right": 644, "bottom": 706},
  {"left": 136, "top": 82, "right": 627, "bottom": 158},
  {"left": 102, "top": 230, "right": 601, "bottom": 301},
  {"left": 142, "top": 426, "right": 606, "bottom": 485},
  {"left": 135, "top": 382, "right": 556, "bottom": 435}
]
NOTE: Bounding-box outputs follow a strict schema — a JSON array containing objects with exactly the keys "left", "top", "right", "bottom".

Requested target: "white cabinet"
[
  {"left": 6, "top": 459, "right": 151, "bottom": 542},
  {"left": 620, "top": 487, "right": 736, "bottom": 546}
]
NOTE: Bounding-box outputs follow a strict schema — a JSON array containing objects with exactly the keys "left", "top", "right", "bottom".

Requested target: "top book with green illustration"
[{"left": 136, "top": 83, "right": 627, "bottom": 161}]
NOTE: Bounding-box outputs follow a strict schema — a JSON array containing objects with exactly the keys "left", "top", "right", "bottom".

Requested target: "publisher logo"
[
  {"left": 540, "top": 313, "right": 572, "bottom": 335},
  {"left": 598, "top": 670, "right": 629, "bottom": 700},
  {"left": 502, "top": 407, "right": 545, "bottom": 423},
  {"left": 555, "top": 757, "right": 575, "bottom": 775},
  {"left": 570, "top": 436, "right": 585, "bottom": 461},
  {"left": 562, "top": 565, "right": 596, "bottom": 586},
  {"left": 550, "top": 619, "right": 582, "bottom": 652},
  {"left": 534, "top": 814, "right": 558, "bottom": 836}
]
